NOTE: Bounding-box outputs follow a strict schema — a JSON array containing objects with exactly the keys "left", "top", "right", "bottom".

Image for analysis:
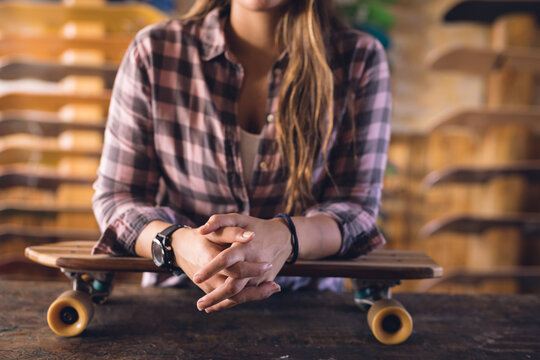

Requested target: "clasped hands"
[{"left": 171, "top": 214, "right": 293, "bottom": 313}]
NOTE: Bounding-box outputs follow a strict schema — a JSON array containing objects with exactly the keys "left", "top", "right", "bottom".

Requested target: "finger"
[
  {"left": 223, "top": 261, "right": 272, "bottom": 279},
  {"left": 205, "top": 281, "right": 281, "bottom": 313},
  {"left": 197, "top": 277, "right": 249, "bottom": 311},
  {"left": 193, "top": 247, "right": 244, "bottom": 284},
  {"left": 199, "top": 213, "right": 247, "bottom": 235},
  {"left": 204, "top": 226, "right": 255, "bottom": 244}
]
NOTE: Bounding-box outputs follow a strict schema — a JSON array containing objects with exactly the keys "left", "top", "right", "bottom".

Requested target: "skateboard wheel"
[
  {"left": 47, "top": 290, "right": 94, "bottom": 337},
  {"left": 367, "top": 299, "right": 413, "bottom": 345}
]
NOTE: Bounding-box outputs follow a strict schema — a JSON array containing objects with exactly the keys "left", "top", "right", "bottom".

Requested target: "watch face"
[{"left": 151, "top": 239, "right": 165, "bottom": 267}]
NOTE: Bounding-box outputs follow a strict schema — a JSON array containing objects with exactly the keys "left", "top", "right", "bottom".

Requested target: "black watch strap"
[
  {"left": 158, "top": 224, "right": 184, "bottom": 243},
  {"left": 155, "top": 224, "right": 188, "bottom": 275}
]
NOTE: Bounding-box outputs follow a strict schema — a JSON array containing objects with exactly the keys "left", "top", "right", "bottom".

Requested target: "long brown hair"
[{"left": 185, "top": 0, "right": 337, "bottom": 215}]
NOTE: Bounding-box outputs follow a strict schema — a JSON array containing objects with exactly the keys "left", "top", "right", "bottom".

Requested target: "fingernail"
[
  {"left": 242, "top": 231, "right": 254, "bottom": 239},
  {"left": 193, "top": 274, "right": 201, "bottom": 283},
  {"left": 273, "top": 284, "right": 281, "bottom": 292},
  {"left": 197, "top": 301, "right": 206, "bottom": 310},
  {"left": 263, "top": 263, "right": 273, "bottom": 270}
]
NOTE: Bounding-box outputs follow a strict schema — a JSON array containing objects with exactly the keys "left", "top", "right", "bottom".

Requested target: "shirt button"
[
  {"left": 266, "top": 114, "right": 275, "bottom": 123},
  {"left": 259, "top": 161, "right": 268, "bottom": 170}
]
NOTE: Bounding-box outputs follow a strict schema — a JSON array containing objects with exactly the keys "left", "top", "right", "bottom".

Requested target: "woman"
[{"left": 93, "top": 0, "right": 390, "bottom": 313}]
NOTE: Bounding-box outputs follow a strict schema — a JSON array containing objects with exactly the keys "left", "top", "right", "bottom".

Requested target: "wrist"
[
  {"left": 272, "top": 214, "right": 298, "bottom": 264},
  {"left": 170, "top": 227, "right": 193, "bottom": 264},
  {"left": 270, "top": 217, "right": 293, "bottom": 259}
]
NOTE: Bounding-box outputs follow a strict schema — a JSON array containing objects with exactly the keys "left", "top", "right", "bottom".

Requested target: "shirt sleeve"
[
  {"left": 92, "top": 36, "right": 196, "bottom": 256},
  {"left": 303, "top": 36, "right": 391, "bottom": 258}
]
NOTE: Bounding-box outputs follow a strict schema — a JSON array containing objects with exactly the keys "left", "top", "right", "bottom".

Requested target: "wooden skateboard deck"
[
  {"left": 424, "top": 161, "right": 540, "bottom": 187},
  {"left": 0, "top": 35, "right": 131, "bottom": 65},
  {"left": 2, "top": 226, "right": 99, "bottom": 243},
  {"left": 0, "top": 93, "right": 109, "bottom": 112},
  {"left": 26, "top": 241, "right": 443, "bottom": 279},
  {"left": 0, "top": 165, "right": 94, "bottom": 188},
  {"left": 0, "top": 60, "right": 117, "bottom": 89},
  {"left": 0, "top": 1, "right": 166, "bottom": 37},
  {"left": 421, "top": 213, "right": 540, "bottom": 237},
  {"left": 443, "top": 0, "right": 540, "bottom": 23},
  {"left": 0, "top": 145, "right": 101, "bottom": 166},
  {"left": 429, "top": 106, "right": 540, "bottom": 132},
  {"left": 0, "top": 113, "right": 105, "bottom": 137},
  {"left": 0, "top": 201, "right": 96, "bottom": 229},
  {"left": 26, "top": 241, "right": 442, "bottom": 344},
  {"left": 428, "top": 46, "right": 540, "bottom": 74}
]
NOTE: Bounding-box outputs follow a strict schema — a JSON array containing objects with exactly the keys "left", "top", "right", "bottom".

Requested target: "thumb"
[
  {"left": 204, "top": 226, "right": 255, "bottom": 244},
  {"left": 198, "top": 213, "right": 245, "bottom": 235}
]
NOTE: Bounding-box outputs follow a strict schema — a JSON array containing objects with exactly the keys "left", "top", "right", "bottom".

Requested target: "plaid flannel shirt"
[{"left": 92, "top": 8, "right": 391, "bottom": 261}]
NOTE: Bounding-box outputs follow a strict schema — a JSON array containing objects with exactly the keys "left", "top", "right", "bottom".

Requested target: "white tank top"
[{"left": 239, "top": 128, "right": 262, "bottom": 185}]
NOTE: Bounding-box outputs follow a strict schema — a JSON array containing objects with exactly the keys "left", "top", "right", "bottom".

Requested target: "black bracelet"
[{"left": 273, "top": 213, "right": 299, "bottom": 265}]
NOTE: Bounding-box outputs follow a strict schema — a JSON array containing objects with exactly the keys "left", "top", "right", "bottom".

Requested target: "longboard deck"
[
  {"left": 421, "top": 213, "right": 540, "bottom": 236},
  {"left": 444, "top": 0, "right": 540, "bottom": 23},
  {"left": 0, "top": 59, "right": 117, "bottom": 80},
  {"left": 429, "top": 106, "right": 540, "bottom": 132},
  {"left": 0, "top": 1, "right": 167, "bottom": 36},
  {"left": 0, "top": 201, "right": 92, "bottom": 215},
  {"left": 0, "top": 115, "right": 105, "bottom": 137},
  {"left": 0, "top": 36, "right": 131, "bottom": 64},
  {"left": 1, "top": 226, "right": 100, "bottom": 242},
  {"left": 0, "top": 166, "right": 94, "bottom": 189},
  {"left": 428, "top": 46, "right": 540, "bottom": 74},
  {"left": 0, "top": 147, "right": 101, "bottom": 166},
  {"left": 0, "top": 93, "right": 109, "bottom": 112},
  {"left": 0, "top": 60, "right": 117, "bottom": 89},
  {"left": 423, "top": 161, "right": 540, "bottom": 187},
  {"left": 25, "top": 241, "right": 443, "bottom": 279}
]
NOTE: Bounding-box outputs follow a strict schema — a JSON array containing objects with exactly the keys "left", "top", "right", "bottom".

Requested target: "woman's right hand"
[{"left": 171, "top": 226, "right": 279, "bottom": 305}]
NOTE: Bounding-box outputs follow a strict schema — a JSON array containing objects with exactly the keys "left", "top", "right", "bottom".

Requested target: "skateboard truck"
[
  {"left": 352, "top": 279, "right": 413, "bottom": 345},
  {"left": 45, "top": 269, "right": 114, "bottom": 337},
  {"left": 62, "top": 269, "right": 114, "bottom": 304}
]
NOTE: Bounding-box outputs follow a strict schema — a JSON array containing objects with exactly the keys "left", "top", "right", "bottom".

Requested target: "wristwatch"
[{"left": 151, "top": 224, "right": 188, "bottom": 272}]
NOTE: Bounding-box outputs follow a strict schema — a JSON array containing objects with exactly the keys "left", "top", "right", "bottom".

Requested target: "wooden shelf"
[
  {"left": 443, "top": 0, "right": 540, "bottom": 24},
  {"left": 430, "top": 106, "right": 540, "bottom": 132},
  {"left": 420, "top": 267, "right": 540, "bottom": 291},
  {"left": 424, "top": 161, "right": 540, "bottom": 187},
  {"left": 428, "top": 46, "right": 540, "bottom": 74},
  {"left": 421, "top": 213, "right": 540, "bottom": 236}
]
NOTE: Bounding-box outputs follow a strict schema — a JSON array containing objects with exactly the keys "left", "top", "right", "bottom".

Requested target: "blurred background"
[{"left": 0, "top": 0, "right": 539, "bottom": 294}]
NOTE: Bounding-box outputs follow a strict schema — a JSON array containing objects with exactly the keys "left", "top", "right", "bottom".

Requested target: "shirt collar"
[
  {"left": 199, "top": 7, "right": 228, "bottom": 61},
  {"left": 199, "top": 6, "right": 289, "bottom": 67}
]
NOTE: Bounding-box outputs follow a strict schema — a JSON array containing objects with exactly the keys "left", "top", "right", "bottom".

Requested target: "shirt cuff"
[
  {"left": 304, "top": 202, "right": 386, "bottom": 258},
  {"left": 92, "top": 206, "right": 195, "bottom": 256}
]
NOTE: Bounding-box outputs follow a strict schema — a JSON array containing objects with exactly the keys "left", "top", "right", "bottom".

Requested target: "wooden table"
[{"left": 0, "top": 280, "right": 539, "bottom": 359}]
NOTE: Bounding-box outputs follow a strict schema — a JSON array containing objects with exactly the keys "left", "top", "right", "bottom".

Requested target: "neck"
[{"left": 226, "top": 3, "right": 283, "bottom": 65}]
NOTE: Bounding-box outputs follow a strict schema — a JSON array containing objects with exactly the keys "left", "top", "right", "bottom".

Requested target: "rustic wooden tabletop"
[{"left": 0, "top": 280, "right": 539, "bottom": 359}]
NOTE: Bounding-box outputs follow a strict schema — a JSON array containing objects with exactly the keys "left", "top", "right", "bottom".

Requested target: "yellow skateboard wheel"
[
  {"left": 367, "top": 299, "right": 413, "bottom": 345},
  {"left": 47, "top": 290, "right": 94, "bottom": 337}
]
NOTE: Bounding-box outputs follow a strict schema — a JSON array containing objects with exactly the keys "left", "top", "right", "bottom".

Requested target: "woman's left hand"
[{"left": 193, "top": 213, "right": 293, "bottom": 312}]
